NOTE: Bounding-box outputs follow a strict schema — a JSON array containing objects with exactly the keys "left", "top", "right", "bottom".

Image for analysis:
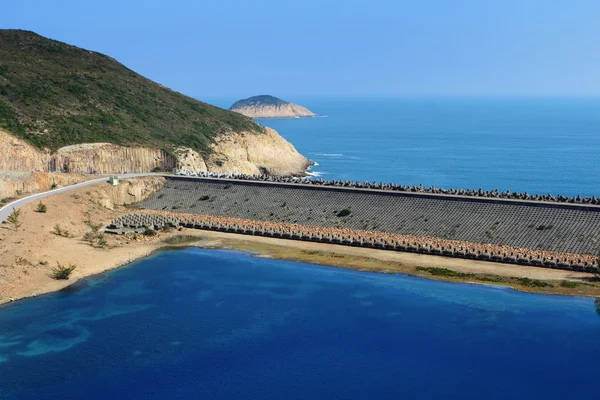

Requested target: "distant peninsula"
[{"left": 229, "top": 95, "right": 317, "bottom": 118}]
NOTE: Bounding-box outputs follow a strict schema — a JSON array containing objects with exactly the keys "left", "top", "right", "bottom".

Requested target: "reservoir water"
[
  {"left": 208, "top": 97, "right": 600, "bottom": 197},
  {"left": 1, "top": 248, "right": 599, "bottom": 399}
]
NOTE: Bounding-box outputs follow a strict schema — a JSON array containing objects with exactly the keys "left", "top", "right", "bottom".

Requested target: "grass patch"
[
  {"left": 162, "top": 235, "right": 203, "bottom": 245},
  {"left": 560, "top": 280, "right": 580, "bottom": 288},
  {"left": 515, "top": 277, "right": 551, "bottom": 287},
  {"left": 416, "top": 266, "right": 474, "bottom": 278}
]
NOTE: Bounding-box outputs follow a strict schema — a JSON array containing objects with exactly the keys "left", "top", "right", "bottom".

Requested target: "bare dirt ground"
[{"left": 1, "top": 180, "right": 599, "bottom": 306}]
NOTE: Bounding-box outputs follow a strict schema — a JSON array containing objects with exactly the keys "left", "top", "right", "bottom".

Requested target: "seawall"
[{"left": 127, "top": 176, "right": 600, "bottom": 270}]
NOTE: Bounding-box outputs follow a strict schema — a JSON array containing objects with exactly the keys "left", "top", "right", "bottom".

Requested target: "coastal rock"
[
  {"left": 0, "top": 127, "right": 312, "bottom": 196},
  {"left": 205, "top": 128, "right": 312, "bottom": 176},
  {"left": 229, "top": 95, "right": 317, "bottom": 118}
]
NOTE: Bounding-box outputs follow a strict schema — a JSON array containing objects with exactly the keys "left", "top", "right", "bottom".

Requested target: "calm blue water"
[
  {"left": 209, "top": 97, "right": 600, "bottom": 197},
  {"left": 1, "top": 248, "right": 599, "bottom": 399}
]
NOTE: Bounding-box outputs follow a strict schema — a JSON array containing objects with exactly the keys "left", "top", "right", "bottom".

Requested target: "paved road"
[{"left": 0, "top": 173, "right": 156, "bottom": 224}]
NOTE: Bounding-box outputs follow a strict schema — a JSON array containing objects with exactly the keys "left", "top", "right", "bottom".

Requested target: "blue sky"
[{"left": 2, "top": 0, "right": 599, "bottom": 98}]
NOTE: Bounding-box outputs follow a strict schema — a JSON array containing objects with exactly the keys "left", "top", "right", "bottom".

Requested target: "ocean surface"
[
  {"left": 1, "top": 248, "right": 600, "bottom": 399},
  {"left": 209, "top": 97, "right": 600, "bottom": 197}
]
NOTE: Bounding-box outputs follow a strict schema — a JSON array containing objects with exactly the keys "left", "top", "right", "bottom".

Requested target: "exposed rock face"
[
  {"left": 0, "top": 129, "right": 175, "bottom": 175},
  {"left": 229, "top": 95, "right": 317, "bottom": 118},
  {"left": 88, "top": 177, "right": 166, "bottom": 210},
  {"left": 0, "top": 172, "right": 91, "bottom": 199},
  {"left": 53, "top": 144, "right": 176, "bottom": 174},
  {"left": 205, "top": 128, "right": 312, "bottom": 176},
  {"left": 0, "top": 127, "right": 311, "bottom": 179}
]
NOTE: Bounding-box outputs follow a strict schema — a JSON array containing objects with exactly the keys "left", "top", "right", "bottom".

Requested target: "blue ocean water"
[
  {"left": 1, "top": 248, "right": 599, "bottom": 399},
  {"left": 210, "top": 97, "right": 600, "bottom": 197}
]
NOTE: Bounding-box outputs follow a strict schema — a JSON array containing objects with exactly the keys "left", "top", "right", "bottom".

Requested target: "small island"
[{"left": 229, "top": 95, "right": 317, "bottom": 118}]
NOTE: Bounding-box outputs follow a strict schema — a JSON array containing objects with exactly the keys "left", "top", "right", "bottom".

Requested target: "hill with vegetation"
[
  {"left": 229, "top": 95, "right": 317, "bottom": 118},
  {"left": 230, "top": 95, "right": 290, "bottom": 109},
  {"left": 0, "top": 29, "right": 263, "bottom": 155}
]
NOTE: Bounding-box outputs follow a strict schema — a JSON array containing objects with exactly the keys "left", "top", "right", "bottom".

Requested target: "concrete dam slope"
[{"left": 139, "top": 177, "right": 600, "bottom": 255}]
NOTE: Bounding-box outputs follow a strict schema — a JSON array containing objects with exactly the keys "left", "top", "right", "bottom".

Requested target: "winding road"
[{"left": 0, "top": 173, "right": 157, "bottom": 224}]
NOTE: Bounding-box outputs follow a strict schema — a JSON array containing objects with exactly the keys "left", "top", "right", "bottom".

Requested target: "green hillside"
[{"left": 0, "top": 30, "right": 263, "bottom": 154}]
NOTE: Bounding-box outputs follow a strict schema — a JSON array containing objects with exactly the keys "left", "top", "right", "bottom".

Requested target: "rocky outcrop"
[
  {"left": 0, "top": 129, "right": 175, "bottom": 175},
  {"left": 0, "top": 172, "right": 91, "bottom": 199},
  {"left": 205, "top": 128, "right": 312, "bottom": 176},
  {"left": 53, "top": 144, "right": 176, "bottom": 174},
  {"left": 229, "top": 95, "right": 316, "bottom": 118},
  {"left": 88, "top": 177, "right": 166, "bottom": 210},
  {"left": 0, "top": 127, "right": 311, "bottom": 178},
  {"left": 0, "top": 128, "right": 48, "bottom": 173}
]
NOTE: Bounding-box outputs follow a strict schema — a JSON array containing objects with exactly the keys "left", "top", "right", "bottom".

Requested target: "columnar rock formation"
[{"left": 0, "top": 128, "right": 311, "bottom": 180}]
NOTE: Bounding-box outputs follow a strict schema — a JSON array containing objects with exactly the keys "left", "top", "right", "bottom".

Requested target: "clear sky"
[{"left": 2, "top": 0, "right": 599, "bottom": 98}]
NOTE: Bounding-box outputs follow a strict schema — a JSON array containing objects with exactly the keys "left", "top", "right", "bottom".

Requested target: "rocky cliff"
[
  {"left": 88, "top": 177, "right": 166, "bottom": 210},
  {"left": 0, "top": 172, "right": 91, "bottom": 200},
  {"left": 0, "top": 126, "right": 311, "bottom": 197},
  {"left": 229, "top": 95, "right": 317, "bottom": 118}
]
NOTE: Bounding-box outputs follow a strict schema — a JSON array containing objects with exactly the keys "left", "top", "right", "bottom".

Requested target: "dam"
[{"left": 108, "top": 176, "right": 600, "bottom": 272}]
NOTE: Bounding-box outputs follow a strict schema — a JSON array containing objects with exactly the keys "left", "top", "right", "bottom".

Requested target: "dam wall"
[{"left": 138, "top": 177, "right": 600, "bottom": 256}]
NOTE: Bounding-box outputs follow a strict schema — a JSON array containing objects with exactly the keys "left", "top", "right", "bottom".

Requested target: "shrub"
[
  {"left": 53, "top": 224, "right": 72, "bottom": 238},
  {"left": 536, "top": 224, "right": 553, "bottom": 231},
  {"left": 336, "top": 208, "right": 352, "bottom": 217},
  {"left": 416, "top": 266, "right": 473, "bottom": 278},
  {"left": 36, "top": 201, "right": 47, "bottom": 213},
  {"left": 143, "top": 228, "right": 157, "bottom": 236},
  {"left": 51, "top": 182, "right": 58, "bottom": 189},
  {"left": 6, "top": 208, "right": 23, "bottom": 230},
  {"left": 51, "top": 262, "right": 76, "bottom": 280},
  {"left": 97, "top": 236, "right": 107, "bottom": 247}
]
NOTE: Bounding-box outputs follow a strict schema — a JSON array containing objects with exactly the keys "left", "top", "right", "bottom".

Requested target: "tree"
[
  {"left": 51, "top": 262, "right": 76, "bottom": 280},
  {"left": 6, "top": 208, "right": 23, "bottom": 230},
  {"left": 36, "top": 201, "right": 47, "bottom": 213}
]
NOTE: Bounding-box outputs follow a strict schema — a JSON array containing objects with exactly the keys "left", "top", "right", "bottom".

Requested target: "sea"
[
  {"left": 1, "top": 248, "right": 599, "bottom": 399},
  {"left": 2, "top": 97, "right": 600, "bottom": 399},
  {"left": 211, "top": 97, "right": 600, "bottom": 197}
]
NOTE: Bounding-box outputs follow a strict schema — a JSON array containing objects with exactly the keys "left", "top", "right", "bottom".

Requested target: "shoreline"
[
  {"left": 3, "top": 228, "right": 599, "bottom": 308},
  {"left": 1, "top": 181, "right": 599, "bottom": 308}
]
